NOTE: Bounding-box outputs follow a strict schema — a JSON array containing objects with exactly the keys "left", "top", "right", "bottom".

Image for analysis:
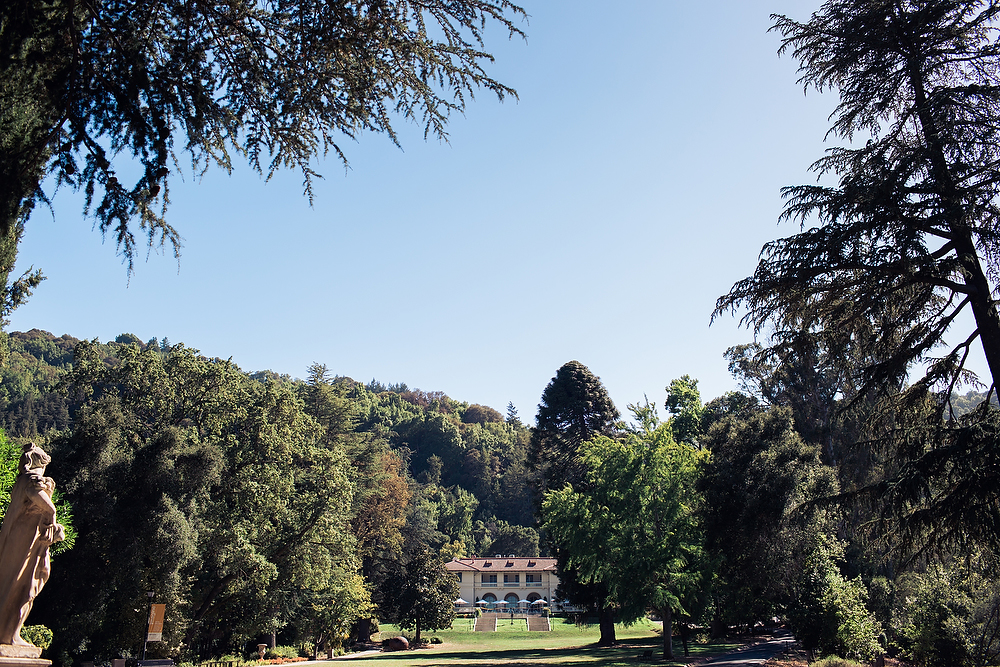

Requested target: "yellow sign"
[{"left": 147, "top": 604, "right": 166, "bottom": 642}]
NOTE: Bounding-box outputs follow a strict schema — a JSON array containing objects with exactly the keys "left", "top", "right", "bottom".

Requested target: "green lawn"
[{"left": 332, "top": 618, "right": 739, "bottom": 666}]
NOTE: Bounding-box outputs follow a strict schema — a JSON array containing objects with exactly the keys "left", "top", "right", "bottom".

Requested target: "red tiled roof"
[{"left": 445, "top": 557, "right": 557, "bottom": 572}]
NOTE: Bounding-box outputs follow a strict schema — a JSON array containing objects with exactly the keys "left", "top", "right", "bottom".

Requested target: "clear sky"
[{"left": 11, "top": 0, "right": 837, "bottom": 422}]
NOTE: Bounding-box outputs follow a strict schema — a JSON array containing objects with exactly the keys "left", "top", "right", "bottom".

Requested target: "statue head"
[{"left": 19, "top": 443, "right": 51, "bottom": 475}]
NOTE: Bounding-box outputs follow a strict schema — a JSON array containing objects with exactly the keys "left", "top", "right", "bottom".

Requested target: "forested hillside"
[
  {"left": 2, "top": 329, "right": 535, "bottom": 532},
  {"left": 4, "top": 326, "right": 1000, "bottom": 667},
  {"left": 0, "top": 329, "right": 538, "bottom": 663}
]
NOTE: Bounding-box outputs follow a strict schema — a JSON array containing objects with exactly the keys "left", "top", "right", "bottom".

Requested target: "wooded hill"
[
  {"left": 2, "top": 328, "right": 535, "bottom": 533},
  {"left": 4, "top": 329, "right": 1000, "bottom": 667},
  {"left": 0, "top": 329, "right": 539, "bottom": 663}
]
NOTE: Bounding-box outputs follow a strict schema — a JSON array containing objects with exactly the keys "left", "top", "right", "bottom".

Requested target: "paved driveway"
[{"left": 705, "top": 631, "right": 795, "bottom": 666}]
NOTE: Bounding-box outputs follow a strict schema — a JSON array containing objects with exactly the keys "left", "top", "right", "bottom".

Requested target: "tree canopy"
[
  {"left": 37, "top": 341, "right": 356, "bottom": 661},
  {"left": 717, "top": 0, "right": 1000, "bottom": 400},
  {"left": 382, "top": 548, "right": 458, "bottom": 644},
  {"left": 714, "top": 0, "right": 1000, "bottom": 555},
  {"left": 0, "top": 0, "right": 525, "bottom": 318},
  {"left": 529, "top": 360, "right": 621, "bottom": 644},
  {"left": 541, "top": 405, "right": 707, "bottom": 660},
  {"left": 529, "top": 360, "right": 620, "bottom": 497}
]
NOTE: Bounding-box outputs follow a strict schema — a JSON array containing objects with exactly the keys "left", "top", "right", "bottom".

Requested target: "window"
[
  {"left": 457, "top": 573, "right": 462, "bottom": 582},
  {"left": 482, "top": 574, "right": 497, "bottom": 583},
  {"left": 503, "top": 574, "right": 520, "bottom": 583},
  {"left": 526, "top": 574, "right": 537, "bottom": 583}
]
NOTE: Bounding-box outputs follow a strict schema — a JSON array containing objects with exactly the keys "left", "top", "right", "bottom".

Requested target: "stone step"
[{"left": 526, "top": 616, "right": 550, "bottom": 631}]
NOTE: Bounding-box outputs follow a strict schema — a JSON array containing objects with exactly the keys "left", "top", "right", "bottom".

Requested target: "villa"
[{"left": 445, "top": 556, "right": 559, "bottom": 610}]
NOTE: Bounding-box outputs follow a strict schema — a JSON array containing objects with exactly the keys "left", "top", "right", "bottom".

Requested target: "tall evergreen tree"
[
  {"left": 715, "top": 0, "right": 1000, "bottom": 555},
  {"left": 699, "top": 406, "right": 838, "bottom": 633},
  {"left": 530, "top": 360, "right": 620, "bottom": 645},
  {"left": 529, "top": 360, "right": 620, "bottom": 496}
]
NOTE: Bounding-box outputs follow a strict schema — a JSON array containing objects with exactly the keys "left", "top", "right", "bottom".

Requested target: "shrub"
[
  {"left": 812, "top": 658, "right": 864, "bottom": 667},
  {"left": 789, "top": 537, "right": 883, "bottom": 662},
  {"left": 823, "top": 575, "right": 884, "bottom": 662},
  {"left": 263, "top": 646, "right": 301, "bottom": 660},
  {"left": 21, "top": 625, "right": 53, "bottom": 650}
]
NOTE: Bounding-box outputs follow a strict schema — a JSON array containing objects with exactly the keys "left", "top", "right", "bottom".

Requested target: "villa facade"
[{"left": 445, "top": 556, "right": 559, "bottom": 608}]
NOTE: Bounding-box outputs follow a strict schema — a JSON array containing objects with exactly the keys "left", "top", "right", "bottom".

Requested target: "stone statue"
[{"left": 0, "top": 443, "right": 64, "bottom": 658}]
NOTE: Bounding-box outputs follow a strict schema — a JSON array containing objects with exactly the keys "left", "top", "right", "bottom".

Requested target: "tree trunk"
[
  {"left": 906, "top": 57, "right": 1000, "bottom": 387},
  {"left": 662, "top": 606, "right": 674, "bottom": 660},
  {"left": 597, "top": 604, "right": 616, "bottom": 645},
  {"left": 415, "top": 617, "right": 421, "bottom": 645},
  {"left": 710, "top": 597, "right": 726, "bottom": 638},
  {"left": 954, "top": 232, "right": 1000, "bottom": 386},
  {"left": 353, "top": 617, "right": 376, "bottom": 643}
]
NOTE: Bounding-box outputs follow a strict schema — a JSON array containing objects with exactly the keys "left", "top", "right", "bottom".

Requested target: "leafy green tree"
[
  {"left": 541, "top": 404, "right": 707, "bottom": 660},
  {"left": 290, "top": 568, "right": 374, "bottom": 657},
  {"left": 664, "top": 375, "right": 705, "bottom": 447},
  {"left": 715, "top": 0, "right": 1000, "bottom": 554},
  {"left": 461, "top": 404, "right": 504, "bottom": 425},
  {"left": 0, "top": 330, "right": 92, "bottom": 436},
  {"left": 725, "top": 341, "right": 859, "bottom": 466},
  {"left": 37, "top": 342, "right": 355, "bottom": 662},
  {"left": 475, "top": 518, "right": 539, "bottom": 557},
  {"left": 428, "top": 484, "right": 479, "bottom": 548},
  {"left": 384, "top": 548, "right": 458, "bottom": 644},
  {"left": 398, "top": 413, "right": 463, "bottom": 484},
  {"left": 892, "top": 551, "right": 1000, "bottom": 667},
  {"left": 699, "top": 406, "right": 838, "bottom": 634},
  {"left": 790, "top": 536, "right": 883, "bottom": 663},
  {"left": 529, "top": 360, "right": 621, "bottom": 645}
]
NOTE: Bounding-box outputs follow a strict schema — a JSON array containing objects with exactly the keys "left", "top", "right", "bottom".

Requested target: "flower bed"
[{"left": 259, "top": 658, "right": 308, "bottom": 665}]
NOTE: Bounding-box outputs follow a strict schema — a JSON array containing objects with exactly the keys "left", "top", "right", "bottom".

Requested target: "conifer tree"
[
  {"left": 0, "top": 0, "right": 525, "bottom": 316},
  {"left": 530, "top": 360, "right": 620, "bottom": 645},
  {"left": 529, "top": 360, "right": 620, "bottom": 496},
  {"left": 715, "top": 0, "right": 1000, "bottom": 554}
]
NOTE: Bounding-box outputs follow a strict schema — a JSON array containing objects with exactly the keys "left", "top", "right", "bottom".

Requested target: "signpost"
[
  {"left": 147, "top": 604, "right": 166, "bottom": 642},
  {"left": 141, "top": 597, "right": 164, "bottom": 662}
]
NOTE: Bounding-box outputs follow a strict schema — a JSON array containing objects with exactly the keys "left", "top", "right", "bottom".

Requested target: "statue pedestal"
[
  {"left": 0, "top": 645, "right": 47, "bottom": 667},
  {"left": 0, "top": 657, "right": 50, "bottom": 667},
  {"left": 0, "top": 646, "right": 42, "bottom": 659}
]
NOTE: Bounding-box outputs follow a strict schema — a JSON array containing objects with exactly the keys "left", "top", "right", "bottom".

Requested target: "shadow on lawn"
[{"left": 363, "top": 636, "right": 717, "bottom": 666}]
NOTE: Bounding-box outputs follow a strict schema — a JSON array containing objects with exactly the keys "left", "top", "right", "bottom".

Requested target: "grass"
[{"left": 338, "top": 618, "right": 740, "bottom": 666}]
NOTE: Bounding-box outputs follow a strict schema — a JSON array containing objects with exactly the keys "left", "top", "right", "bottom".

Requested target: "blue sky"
[{"left": 12, "top": 1, "right": 837, "bottom": 421}]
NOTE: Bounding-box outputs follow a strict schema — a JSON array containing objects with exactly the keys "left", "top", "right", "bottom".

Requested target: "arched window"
[
  {"left": 504, "top": 593, "right": 520, "bottom": 605},
  {"left": 482, "top": 593, "right": 497, "bottom": 602}
]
